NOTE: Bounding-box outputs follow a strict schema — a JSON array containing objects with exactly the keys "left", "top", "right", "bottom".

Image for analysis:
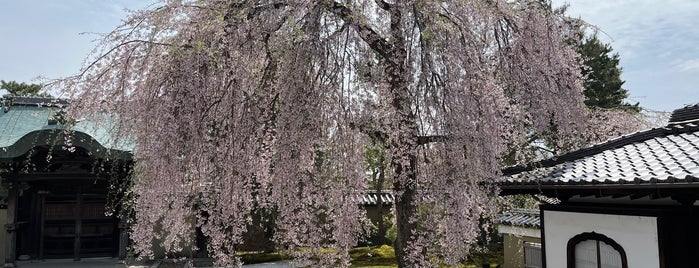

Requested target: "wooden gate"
[{"left": 41, "top": 193, "right": 116, "bottom": 260}]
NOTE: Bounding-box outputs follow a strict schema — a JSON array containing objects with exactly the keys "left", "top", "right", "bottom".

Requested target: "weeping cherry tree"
[{"left": 61, "top": 0, "right": 590, "bottom": 267}]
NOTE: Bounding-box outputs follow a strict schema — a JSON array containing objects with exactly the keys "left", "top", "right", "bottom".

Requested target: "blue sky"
[
  {"left": 553, "top": 0, "right": 699, "bottom": 112},
  {"left": 1, "top": 1, "right": 698, "bottom": 112},
  {"left": 0, "top": 0, "right": 151, "bottom": 90}
]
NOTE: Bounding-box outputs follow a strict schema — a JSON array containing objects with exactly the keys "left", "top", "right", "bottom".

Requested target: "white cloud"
[
  {"left": 552, "top": 0, "right": 699, "bottom": 111},
  {"left": 553, "top": 0, "right": 699, "bottom": 60},
  {"left": 672, "top": 59, "right": 699, "bottom": 73}
]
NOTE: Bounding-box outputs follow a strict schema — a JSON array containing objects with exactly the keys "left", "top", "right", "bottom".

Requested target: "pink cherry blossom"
[{"left": 57, "top": 1, "right": 612, "bottom": 267}]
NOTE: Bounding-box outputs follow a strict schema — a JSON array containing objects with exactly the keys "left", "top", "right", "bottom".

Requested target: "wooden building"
[
  {"left": 500, "top": 104, "right": 699, "bottom": 268},
  {"left": 498, "top": 209, "right": 542, "bottom": 268},
  {"left": 0, "top": 96, "right": 132, "bottom": 266}
]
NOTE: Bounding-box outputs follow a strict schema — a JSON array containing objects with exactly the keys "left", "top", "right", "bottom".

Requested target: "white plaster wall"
[
  {"left": 543, "top": 210, "right": 659, "bottom": 268},
  {"left": 498, "top": 225, "right": 541, "bottom": 239}
]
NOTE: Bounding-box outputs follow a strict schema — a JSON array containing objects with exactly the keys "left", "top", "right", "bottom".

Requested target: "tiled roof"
[
  {"left": 502, "top": 108, "right": 699, "bottom": 188},
  {"left": 359, "top": 191, "right": 395, "bottom": 206},
  {"left": 499, "top": 208, "right": 540, "bottom": 228},
  {"left": 0, "top": 96, "right": 132, "bottom": 159},
  {"left": 669, "top": 104, "right": 699, "bottom": 123}
]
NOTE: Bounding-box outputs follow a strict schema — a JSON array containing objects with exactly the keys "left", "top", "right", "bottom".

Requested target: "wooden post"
[
  {"left": 685, "top": 199, "right": 694, "bottom": 267},
  {"left": 118, "top": 218, "right": 128, "bottom": 260},
  {"left": 38, "top": 193, "right": 46, "bottom": 260},
  {"left": 73, "top": 193, "right": 82, "bottom": 261},
  {"left": 672, "top": 195, "right": 695, "bottom": 267},
  {"left": 4, "top": 183, "right": 17, "bottom": 267}
]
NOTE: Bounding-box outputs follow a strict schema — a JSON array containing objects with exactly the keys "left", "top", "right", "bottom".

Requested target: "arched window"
[{"left": 567, "top": 232, "right": 628, "bottom": 268}]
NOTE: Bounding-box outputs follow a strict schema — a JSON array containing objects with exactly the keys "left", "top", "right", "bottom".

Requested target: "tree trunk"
[
  {"left": 385, "top": 6, "right": 419, "bottom": 265},
  {"left": 385, "top": 35, "right": 421, "bottom": 268},
  {"left": 376, "top": 152, "right": 386, "bottom": 245},
  {"left": 392, "top": 155, "right": 419, "bottom": 268}
]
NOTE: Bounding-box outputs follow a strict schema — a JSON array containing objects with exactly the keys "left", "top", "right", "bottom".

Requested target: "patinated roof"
[
  {"left": 0, "top": 96, "right": 132, "bottom": 160},
  {"left": 501, "top": 104, "right": 699, "bottom": 195}
]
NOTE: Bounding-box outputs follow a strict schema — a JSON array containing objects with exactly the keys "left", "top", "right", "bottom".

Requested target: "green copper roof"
[{"left": 0, "top": 102, "right": 133, "bottom": 160}]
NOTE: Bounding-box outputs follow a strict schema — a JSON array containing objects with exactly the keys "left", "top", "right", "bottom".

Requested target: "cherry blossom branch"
[
  {"left": 74, "top": 39, "right": 170, "bottom": 80},
  {"left": 349, "top": 119, "right": 447, "bottom": 146},
  {"left": 374, "top": 0, "right": 390, "bottom": 11},
  {"left": 417, "top": 135, "right": 447, "bottom": 145},
  {"left": 327, "top": 1, "right": 392, "bottom": 60},
  {"left": 348, "top": 121, "right": 387, "bottom": 143},
  {"left": 226, "top": 2, "right": 287, "bottom": 19}
]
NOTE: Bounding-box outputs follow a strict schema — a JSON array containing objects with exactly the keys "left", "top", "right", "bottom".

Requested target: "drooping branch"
[
  {"left": 226, "top": 2, "right": 287, "bottom": 20},
  {"left": 74, "top": 39, "right": 171, "bottom": 80},
  {"left": 417, "top": 135, "right": 447, "bottom": 145},
  {"left": 327, "top": 1, "right": 393, "bottom": 60},
  {"left": 349, "top": 121, "right": 387, "bottom": 144},
  {"left": 350, "top": 122, "right": 447, "bottom": 146},
  {"left": 374, "top": 0, "right": 390, "bottom": 11}
]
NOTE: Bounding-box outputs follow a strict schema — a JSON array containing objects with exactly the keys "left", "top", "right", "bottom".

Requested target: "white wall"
[
  {"left": 498, "top": 225, "right": 541, "bottom": 239},
  {"left": 543, "top": 210, "right": 659, "bottom": 268}
]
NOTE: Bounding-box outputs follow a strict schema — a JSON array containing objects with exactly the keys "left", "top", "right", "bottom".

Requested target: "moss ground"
[
  {"left": 238, "top": 251, "right": 290, "bottom": 264},
  {"left": 182, "top": 245, "right": 502, "bottom": 267},
  {"left": 348, "top": 245, "right": 502, "bottom": 268},
  {"left": 349, "top": 245, "right": 398, "bottom": 267}
]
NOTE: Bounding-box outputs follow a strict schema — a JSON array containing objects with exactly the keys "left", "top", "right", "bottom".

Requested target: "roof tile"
[
  {"left": 502, "top": 117, "right": 699, "bottom": 187},
  {"left": 499, "top": 209, "right": 540, "bottom": 228}
]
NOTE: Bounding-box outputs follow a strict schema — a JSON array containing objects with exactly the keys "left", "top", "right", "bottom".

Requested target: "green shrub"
[{"left": 384, "top": 224, "right": 397, "bottom": 245}]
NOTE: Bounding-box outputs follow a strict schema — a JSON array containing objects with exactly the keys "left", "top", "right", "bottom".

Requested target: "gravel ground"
[{"left": 14, "top": 258, "right": 294, "bottom": 268}]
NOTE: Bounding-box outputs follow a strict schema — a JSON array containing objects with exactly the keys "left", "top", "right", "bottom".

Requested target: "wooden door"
[{"left": 41, "top": 193, "right": 116, "bottom": 260}]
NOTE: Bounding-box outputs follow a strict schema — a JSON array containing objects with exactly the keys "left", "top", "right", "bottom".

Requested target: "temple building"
[{"left": 0, "top": 96, "right": 132, "bottom": 265}]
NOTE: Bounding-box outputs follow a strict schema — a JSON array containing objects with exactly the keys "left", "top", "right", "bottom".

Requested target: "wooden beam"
[{"left": 629, "top": 193, "right": 649, "bottom": 200}]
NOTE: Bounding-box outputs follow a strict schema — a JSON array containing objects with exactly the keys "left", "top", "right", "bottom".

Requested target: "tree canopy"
[
  {"left": 62, "top": 1, "right": 592, "bottom": 267},
  {"left": 0, "top": 80, "right": 48, "bottom": 97}
]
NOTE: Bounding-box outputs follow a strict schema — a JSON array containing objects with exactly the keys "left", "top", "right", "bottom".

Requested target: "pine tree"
[
  {"left": 577, "top": 34, "right": 639, "bottom": 111},
  {"left": 0, "top": 80, "right": 48, "bottom": 97}
]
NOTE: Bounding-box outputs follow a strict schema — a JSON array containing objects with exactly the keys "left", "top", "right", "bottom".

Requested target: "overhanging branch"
[
  {"left": 374, "top": 0, "right": 390, "bottom": 11},
  {"left": 226, "top": 2, "right": 287, "bottom": 20},
  {"left": 327, "top": 1, "right": 393, "bottom": 60},
  {"left": 74, "top": 39, "right": 171, "bottom": 80},
  {"left": 349, "top": 121, "right": 387, "bottom": 143},
  {"left": 417, "top": 135, "right": 447, "bottom": 145}
]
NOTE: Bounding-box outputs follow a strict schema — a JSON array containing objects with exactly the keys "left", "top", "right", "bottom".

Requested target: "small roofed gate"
[
  {"left": 0, "top": 96, "right": 133, "bottom": 265},
  {"left": 5, "top": 146, "right": 130, "bottom": 261}
]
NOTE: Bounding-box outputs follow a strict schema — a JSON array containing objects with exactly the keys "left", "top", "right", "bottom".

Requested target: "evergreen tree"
[
  {"left": 576, "top": 33, "right": 639, "bottom": 111},
  {"left": 0, "top": 80, "right": 49, "bottom": 97}
]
